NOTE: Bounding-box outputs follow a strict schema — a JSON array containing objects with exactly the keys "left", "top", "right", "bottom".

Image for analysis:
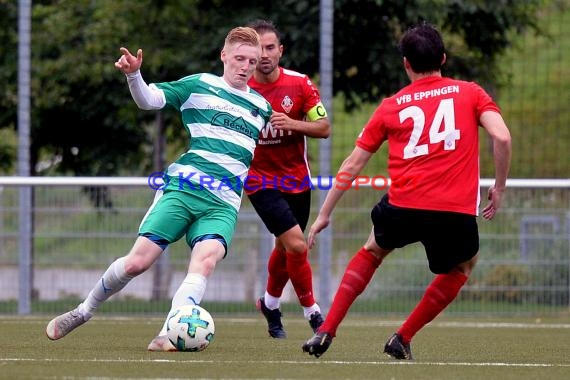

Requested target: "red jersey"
[
  {"left": 356, "top": 76, "right": 500, "bottom": 215},
  {"left": 246, "top": 67, "right": 323, "bottom": 194}
]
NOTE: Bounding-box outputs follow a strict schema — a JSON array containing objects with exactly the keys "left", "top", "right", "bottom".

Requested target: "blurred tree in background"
[{"left": 0, "top": 0, "right": 549, "bottom": 177}]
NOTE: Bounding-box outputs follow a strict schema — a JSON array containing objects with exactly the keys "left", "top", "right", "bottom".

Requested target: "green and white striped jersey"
[{"left": 153, "top": 73, "right": 272, "bottom": 211}]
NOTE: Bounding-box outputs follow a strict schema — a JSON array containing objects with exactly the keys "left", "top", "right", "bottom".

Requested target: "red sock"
[
  {"left": 320, "top": 247, "right": 382, "bottom": 337},
  {"left": 398, "top": 271, "right": 468, "bottom": 343},
  {"left": 286, "top": 249, "right": 315, "bottom": 307},
  {"left": 266, "top": 247, "right": 289, "bottom": 297}
]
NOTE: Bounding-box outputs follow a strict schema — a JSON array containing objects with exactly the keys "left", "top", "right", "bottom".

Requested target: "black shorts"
[
  {"left": 248, "top": 189, "right": 311, "bottom": 237},
  {"left": 371, "top": 194, "right": 479, "bottom": 274}
]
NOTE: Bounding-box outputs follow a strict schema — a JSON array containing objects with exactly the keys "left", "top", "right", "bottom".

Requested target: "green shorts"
[{"left": 138, "top": 189, "right": 238, "bottom": 253}]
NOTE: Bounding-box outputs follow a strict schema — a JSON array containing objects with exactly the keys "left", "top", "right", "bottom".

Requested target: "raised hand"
[{"left": 114, "top": 47, "right": 143, "bottom": 74}]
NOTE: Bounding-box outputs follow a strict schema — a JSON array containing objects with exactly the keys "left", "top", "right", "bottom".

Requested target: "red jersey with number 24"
[
  {"left": 356, "top": 76, "right": 500, "bottom": 216},
  {"left": 246, "top": 67, "right": 323, "bottom": 194}
]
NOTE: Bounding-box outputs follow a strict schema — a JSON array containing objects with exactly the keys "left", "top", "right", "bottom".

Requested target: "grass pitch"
[{"left": 1, "top": 314, "right": 569, "bottom": 379}]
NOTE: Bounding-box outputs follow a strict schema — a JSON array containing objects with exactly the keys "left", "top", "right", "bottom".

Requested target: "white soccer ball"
[{"left": 166, "top": 304, "right": 215, "bottom": 352}]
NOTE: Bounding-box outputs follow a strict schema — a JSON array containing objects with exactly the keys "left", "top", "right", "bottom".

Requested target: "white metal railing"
[{"left": 1, "top": 177, "right": 568, "bottom": 315}]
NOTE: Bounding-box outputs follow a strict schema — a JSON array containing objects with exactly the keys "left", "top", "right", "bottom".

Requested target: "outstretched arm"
[
  {"left": 480, "top": 110, "right": 512, "bottom": 220},
  {"left": 114, "top": 47, "right": 165, "bottom": 110},
  {"left": 308, "top": 146, "right": 373, "bottom": 248}
]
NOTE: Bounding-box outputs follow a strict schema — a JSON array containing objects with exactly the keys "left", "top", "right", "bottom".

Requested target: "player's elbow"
[
  {"left": 136, "top": 103, "right": 154, "bottom": 111},
  {"left": 317, "top": 121, "right": 331, "bottom": 139},
  {"left": 494, "top": 128, "right": 512, "bottom": 148},
  {"left": 319, "top": 129, "right": 331, "bottom": 139},
  {"left": 134, "top": 101, "right": 163, "bottom": 111}
]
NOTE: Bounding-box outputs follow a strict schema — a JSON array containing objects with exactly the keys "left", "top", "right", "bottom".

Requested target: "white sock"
[
  {"left": 302, "top": 303, "right": 321, "bottom": 320},
  {"left": 158, "top": 273, "right": 207, "bottom": 336},
  {"left": 263, "top": 291, "right": 281, "bottom": 310},
  {"left": 79, "top": 257, "right": 133, "bottom": 319}
]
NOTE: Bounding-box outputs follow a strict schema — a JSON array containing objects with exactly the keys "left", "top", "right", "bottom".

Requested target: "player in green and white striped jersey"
[
  {"left": 46, "top": 27, "right": 271, "bottom": 351},
  {"left": 154, "top": 72, "right": 270, "bottom": 210}
]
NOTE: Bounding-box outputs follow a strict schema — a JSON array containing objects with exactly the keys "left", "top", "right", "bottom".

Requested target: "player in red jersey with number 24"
[{"left": 302, "top": 23, "right": 511, "bottom": 360}]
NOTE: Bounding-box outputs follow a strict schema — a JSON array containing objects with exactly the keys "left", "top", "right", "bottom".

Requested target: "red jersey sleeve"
[
  {"left": 472, "top": 82, "right": 501, "bottom": 117},
  {"left": 356, "top": 103, "right": 388, "bottom": 153},
  {"left": 301, "top": 75, "right": 322, "bottom": 114}
]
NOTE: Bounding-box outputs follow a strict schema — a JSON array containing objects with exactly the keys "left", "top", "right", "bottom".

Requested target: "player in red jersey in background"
[
  {"left": 302, "top": 23, "right": 511, "bottom": 359},
  {"left": 246, "top": 19, "right": 331, "bottom": 338}
]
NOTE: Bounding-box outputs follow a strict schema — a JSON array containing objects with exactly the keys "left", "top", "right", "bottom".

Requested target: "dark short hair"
[
  {"left": 399, "top": 23, "right": 445, "bottom": 73},
  {"left": 247, "top": 19, "right": 282, "bottom": 43}
]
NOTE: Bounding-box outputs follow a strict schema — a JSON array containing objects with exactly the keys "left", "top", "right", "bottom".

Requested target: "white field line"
[
  {"left": 2, "top": 318, "right": 570, "bottom": 369},
  {"left": 1, "top": 357, "right": 570, "bottom": 368}
]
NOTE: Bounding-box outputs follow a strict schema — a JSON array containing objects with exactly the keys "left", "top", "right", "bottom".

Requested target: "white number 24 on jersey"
[{"left": 400, "top": 98, "right": 461, "bottom": 159}]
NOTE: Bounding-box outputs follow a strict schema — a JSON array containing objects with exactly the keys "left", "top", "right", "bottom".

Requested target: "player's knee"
[
  {"left": 363, "top": 242, "right": 391, "bottom": 261},
  {"left": 284, "top": 239, "right": 308, "bottom": 255},
  {"left": 201, "top": 256, "right": 218, "bottom": 274},
  {"left": 124, "top": 257, "right": 151, "bottom": 276},
  {"left": 190, "top": 251, "right": 221, "bottom": 276},
  {"left": 455, "top": 254, "right": 478, "bottom": 276}
]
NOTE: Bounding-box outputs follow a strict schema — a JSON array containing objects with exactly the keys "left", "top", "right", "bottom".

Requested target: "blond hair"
[{"left": 224, "top": 27, "right": 260, "bottom": 50}]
